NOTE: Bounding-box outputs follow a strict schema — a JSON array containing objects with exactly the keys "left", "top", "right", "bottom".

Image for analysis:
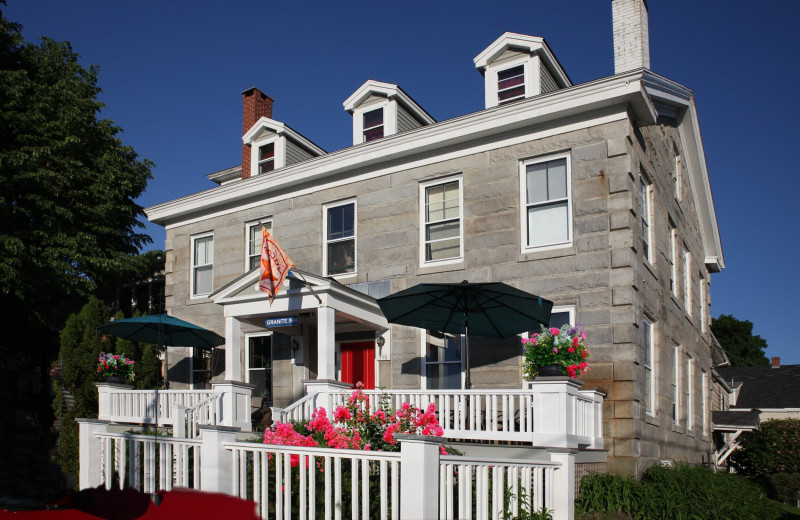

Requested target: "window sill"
[
  {"left": 518, "top": 243, "right": 576, "bottom": 262},
  {"left": 644, "top": 412, "right": 659, "bottom": 427},
  {"left": 417, "top": 260, "right": 464, "bottom": 276},
  {"left": 642, "top": 259, "right": 658, "bottom": 280},
  {"left": 328, "top": 272, "right": 357, "bottom": 283}
]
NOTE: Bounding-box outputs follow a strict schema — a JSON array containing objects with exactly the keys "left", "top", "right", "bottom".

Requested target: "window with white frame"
[
  {"left": 640, "top": 171, "right": 653, "bottom": 263},
  {"left": 362, "top": 108, "right": 384, "bottom": 142},
  {"left": 246, "top": 219, "right": 272, "bottom": 271},
  {"left": 497, "top": 64, "right": 525, "bottom": 105},
  {"left": 700, "top": 278, "right": 707, "bottom": 332},
  {"left": 674, "top": 153, "right": 682, "bottom": 202},
  {"left": 643, "top": 318, "right": 654, "bottom": 415},
  {"left": 424, "top": 330, "right": 463, "bottom": 389},
  {"left": 672, "top": 344, "right": 680, "bottom": 424},
  {"left": 258, "top": 142, "right": 275, "bottom": 174},
  {"left": 686, "top": 353, "right": 693, "bottom": 430},
  {"left": 683, "top": 245, "right": 691, "bottom": 315},
  {"left": 324, "top": 201, "right": 356, "bottom": 276},
  {"left": 421, "top": 178, "right": 462, "bottom": 264},
  {"left": 191, "top": 233, "right": 214, "bottom": 296},
  {"left": 248, "top": 335, "right": 273, "bottom": 406},
  {"left": 521, "top": 155, "right": 571, "bottom": 250},
  {"left": 549, "top": 306, "right": 575, "bottom": 329},
  {"left": 702, "top": 369, "right": 708, "bottom": 435},
  {"left": 669, "top": 224, "right": 678, "bottom": 297}
]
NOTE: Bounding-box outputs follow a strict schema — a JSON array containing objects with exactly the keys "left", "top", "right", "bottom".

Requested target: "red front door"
[{"left": 340, "top": 341, "right": 375, "bottom": 389}]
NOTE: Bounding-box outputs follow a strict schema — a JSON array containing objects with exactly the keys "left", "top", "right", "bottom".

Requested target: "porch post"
[
  {"left": 198, "top": 425, "right": 239, "bottom": 495},
  {"left": 396, "top": 434, "right": 444, "bottom": 520},
  {"left": 317, "top": 306, "right": 336, "bottom": 380},
  {"left": 225, "top": 315, "right": 242, "bottom": 382},
  {"left": 77, "top": 419, "right": 110, "bottom": 489},
  {"left": 211, "top": 380, "right": 255, "bottom": 431},
  {"left": 548, "top": 449, "right": 576, "bottom": 520}
]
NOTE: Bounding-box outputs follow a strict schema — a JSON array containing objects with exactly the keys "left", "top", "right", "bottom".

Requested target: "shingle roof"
[{"left": 716, "top": 365, "right": 800, "bottom": 409}]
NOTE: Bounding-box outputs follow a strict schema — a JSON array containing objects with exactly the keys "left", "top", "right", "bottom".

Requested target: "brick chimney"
[
  {"left": 241, "top": 87, "right": 274, "bottom": 179},
  {"left": 772, "top": 356, "right": 781, "bottom": 369},
  {"left": 611, "top": 0, "right": 650, "bottom": 74}
]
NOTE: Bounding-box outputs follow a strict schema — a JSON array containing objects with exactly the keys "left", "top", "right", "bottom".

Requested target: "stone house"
[{"left": 145, "top": 0, "right": 724, "bottom": 476}]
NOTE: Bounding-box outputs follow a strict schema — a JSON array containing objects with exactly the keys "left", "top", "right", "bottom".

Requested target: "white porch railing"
[
  {"left": 96, "top": 380, "right": 254, "bottom": 434},
  {"left": 286, "top": 378, "right": 604, "bottom": 450},
  {"left": 79, "top": 422, "right": 574, "bottom": 520}
]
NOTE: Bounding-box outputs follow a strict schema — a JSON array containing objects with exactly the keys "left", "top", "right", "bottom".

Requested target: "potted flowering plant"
[
  {"left": 97, "top": 351, "right": 135, "bottom": 383},
  {"left": 521, "top": 324, "right": 590, "bottom": 379}
]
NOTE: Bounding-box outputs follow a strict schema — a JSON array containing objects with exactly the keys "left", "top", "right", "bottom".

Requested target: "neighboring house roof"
[
  {"left": 716, "top": 365, "right": 800, "bottom": 410},
  {"left": 712, "top": 410, "right": 760, "bottom": 431}
]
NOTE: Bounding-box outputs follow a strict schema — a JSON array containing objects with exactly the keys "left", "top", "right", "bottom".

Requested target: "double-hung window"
[
  {"left": 363, "top": 108, "right": 384, "bottom": 142},
  {"left": 258, "top": 143, "right": 275, "bottom": 174},
  {"left": 521, "top": 155, "right": 571, "bottom": 250},
  {"left": 686, "top": 353, "right": 694, "bottom": 430},
  {"left": 325, "top": 201, "right": 356, "bottom": 276},
  {"left": 672, "top": 344, "right": 680, "bottom": 424},
  {"left": 191, "top": 347, "right": 212, "bottom": 389},
  {"left": 497, "top": 65, "right": 525, "bottom": 104},
  {"left": 683, "top": 245, "right": 691, "bottom": 315},
  {"left": 640, "top": 172, "right": 653, "bottom": 263},
  {"left": 643, "top": 318, "right": 654, "bottom": 415},
  {"left": 246, "top": 220, "right": 272, "bottom": 271},
  {"left": 421, "top": 178, "right": 462, "bottom": 264},
  {"left": 424, "top": 330, "right": 463, "bottom": 389},
  {"left": 669, "top": 224, "right": 678, "bottom": 296},
  {"left": 701, "top": 369, "right": 709, "bottom": 435},
  {"left": 192, "top": 233, "right": 214, "bottom": 296}
]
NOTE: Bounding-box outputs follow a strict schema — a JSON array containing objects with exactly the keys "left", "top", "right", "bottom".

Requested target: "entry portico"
[{"left": 210, "top": 269, "right": 389, "bottom": 398}]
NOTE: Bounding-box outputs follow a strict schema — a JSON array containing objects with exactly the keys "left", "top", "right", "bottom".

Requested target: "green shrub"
[
  {"left": 730, "top": 419, "right": 800, "bottom": 478},
  {"left": 577, "top": 463, "right": 783, "bottom": 520},
  {"left": 770, "top": 473, "right": 800, "bottom": 504}
]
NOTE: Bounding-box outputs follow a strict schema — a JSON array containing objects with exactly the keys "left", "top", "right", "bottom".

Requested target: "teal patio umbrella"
[
  {"left": 377, "top": 281, "right": 553, "bottom": 388},
  {"left": 97, "top": 313, "right": 225, "bottom": 388}
]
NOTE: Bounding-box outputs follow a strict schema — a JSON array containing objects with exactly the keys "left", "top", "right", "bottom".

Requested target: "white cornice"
[
  {"left": 242, "top": 116, "right": 326, "bottom": 156},
  {"left": 146, "top": 71, "right": 655, "bottom": 226}
]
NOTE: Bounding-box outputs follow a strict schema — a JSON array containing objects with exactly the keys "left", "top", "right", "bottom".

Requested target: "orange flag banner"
[{"left": 258, "top": 227, "right": 295, "bottom": 303}]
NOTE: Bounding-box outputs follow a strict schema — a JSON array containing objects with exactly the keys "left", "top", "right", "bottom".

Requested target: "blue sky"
[{"left": 6, "top": 1, "right": 799, "bottom": 363}]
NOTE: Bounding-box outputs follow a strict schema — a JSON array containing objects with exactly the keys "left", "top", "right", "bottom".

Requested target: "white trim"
[
  {"left": 244, "top": 218, "right": 272, "bottom": 273},
  {"left": 323, "top": 199, "right": 357, "bottom": 278},
  {"left": 672, "top": 344, "right": 680, "bottom": 425},
  {"left": 643, "top": 317, "right": 655, "bottom": 416},
  {"left": 242, "top": 116, "right": 326, "bottom": 156},
  {"left": 683, "top": 244, "right": 692, "bottom": 316},
  {"left": 686, "top": 352, "right": 694, "bottom": 431},
  {"left": 669, "top": 225, "right": 678, "bottom": 297},
  {"left": 702, "top": 369, "right": 709, "bottom": 436},
  {"left": 640, "top": 171, "right": 653, "bottom": 265},
  {"left": 519, "top": 152, "right": 573, "bottom": 254},
  {"left": 190, "top": 232, "right": 214, "bottom": 298},
  {"left": 700, "top": 277, "right": 707, "bottom": 333},
  {"left": 419, "top": 175, "right": 464, "bottom": 267},
  {"left": 147, "top": 71, "right": 657, "bottom": 227}
]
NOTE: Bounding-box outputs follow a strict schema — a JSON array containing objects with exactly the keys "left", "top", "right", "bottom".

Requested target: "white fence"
[
  {"left": 79, "top": 423, "right": 572, "bottom": 520},
  {"left": 96, "top": 380, "right": 254, "bottom": 434},
  {"left": 281, "top": 378, "right": 604, "bottom": 450}
]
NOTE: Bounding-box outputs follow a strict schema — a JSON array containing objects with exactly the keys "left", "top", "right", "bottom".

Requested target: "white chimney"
[{"left": 612, "top": 0, "right": 650, "bottom": 74}]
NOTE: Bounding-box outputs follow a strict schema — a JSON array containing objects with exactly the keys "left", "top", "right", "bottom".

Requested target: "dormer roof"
[
  {"left": 242, "top": 116, "right": 326, "bottom": 155},
  {"left": 473, "top": 32, "right": 571, "bottom": 87},
  {"left": 343, "top": 80, "right": 435, "bottom": 125}
]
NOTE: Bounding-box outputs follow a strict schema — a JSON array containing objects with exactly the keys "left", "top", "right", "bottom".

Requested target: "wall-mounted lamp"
[
  {"left": 376, "top": 336, "right": 385, "bottom": 347},
  {"left": 291, "top": 339, "right": 300, "bottom": 351}
]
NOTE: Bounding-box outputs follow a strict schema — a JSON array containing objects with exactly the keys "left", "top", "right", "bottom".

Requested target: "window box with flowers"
[
  {"left": 521, "top": 324, "right": 590, "bottom": 379},
  {"left": 97, "top": 351, "right": 135, "bottom": 384}
]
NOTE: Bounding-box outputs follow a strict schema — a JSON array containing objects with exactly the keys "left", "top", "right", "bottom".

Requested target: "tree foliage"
[
  {"left": 711, "top": 314, "right": 770, "bottom": 367},
  {"left": 730, "top": 419, "right": 800, "bottom": 478},
  {"left": 0, "top": 4, "right": 154, "bottom": 502}
]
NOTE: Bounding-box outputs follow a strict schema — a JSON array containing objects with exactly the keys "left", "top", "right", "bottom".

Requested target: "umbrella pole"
[{"left": 464, "top": 317, "right": 471, "bottom": 390}]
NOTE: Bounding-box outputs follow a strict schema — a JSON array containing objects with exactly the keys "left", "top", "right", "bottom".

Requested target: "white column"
[
  {"left": 317, "top": 306, "right": 336, "bottom": 380},
  {"left": 77, "top": 419, "right": 109, "bottom": 489},
  {"left": 396, "top": 434, "right": 444, "bottom": 520},
  {"left": 548, "top": 449, "right": 577, "bottom": 520},
  {"left": 211, "top": 381, "right": 255, "bottom": 432},
  {"left": 199, "top": 425, "right": 239, "bottom": 495},
  {"left": 528, "top": 377, "right": 583, "bottom": 449},
  {"left": 225, "top": 314, "right": 242, "bottom": 382}
]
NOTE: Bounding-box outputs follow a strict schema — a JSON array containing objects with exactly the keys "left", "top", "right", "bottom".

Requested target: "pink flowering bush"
[
  {"left": 263, "top": 382, "right": 450, "bottom": 457},
  {"left": 97, "top": 351, "right": 135, "bottom": 381},
  {"left": 521, "top": 324, "right": 590, "bottom": 379}
]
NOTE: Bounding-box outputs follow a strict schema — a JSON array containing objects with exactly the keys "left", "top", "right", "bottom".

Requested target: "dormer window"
[
  {"left": 258, "top": 143, "right": 275, "bottom": 174},
  {"left": 498, "top": 65, "right": 525, "bottom": 105},
  {"left": 344, "top": 80, "right": 435, "bottom": 146},
  {"left": 474, "top": 32, "right": 571, "bottom": 109},
  {"left": 363, "top": 108, "right": 384, "bottom": 142}
]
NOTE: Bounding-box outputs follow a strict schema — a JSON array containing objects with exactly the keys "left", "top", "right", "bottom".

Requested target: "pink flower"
[
  {"left": 114, "top": 355, "right": 120, "bottom": 360},
  {"left": 550, "top": 328, "right": 561, "bottom": 335},
  {"left": 334, "top": 406, "right": 352, "bottom": 422},
  {"left": 568, "top": 347, "right": 575, "bottom": 354},
  {"left": 553, "top": 348, "right": 558, "bottom": 354}
]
